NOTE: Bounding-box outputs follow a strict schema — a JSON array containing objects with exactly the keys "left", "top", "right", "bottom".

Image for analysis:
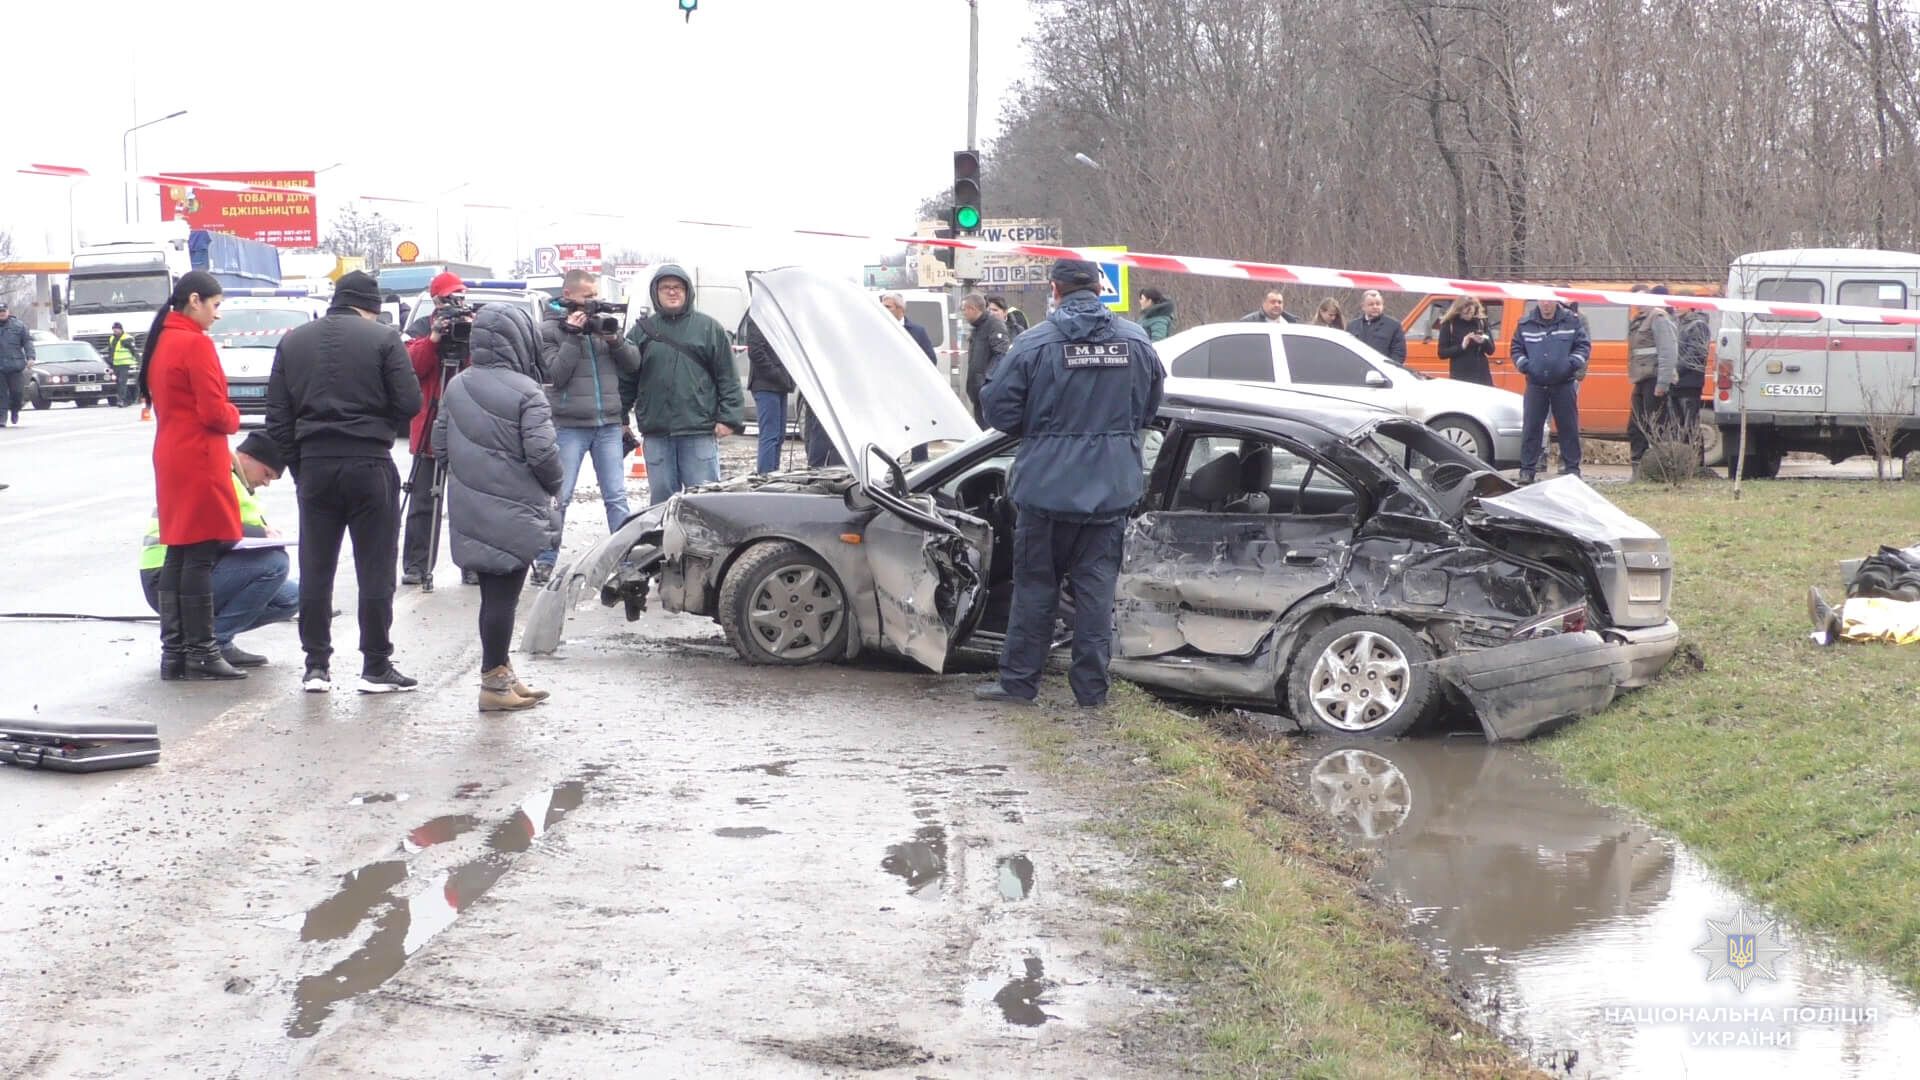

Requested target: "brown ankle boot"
[
  {"left": 479, "top": 666, "right": 536, "bottom": 712},
  {"left": 506, "top": 667, "right": 549, "bottom": 703}
]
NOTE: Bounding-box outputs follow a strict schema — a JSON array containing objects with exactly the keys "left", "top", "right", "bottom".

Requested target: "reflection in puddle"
[
  {"left": 881, "top": 826, "right": 947, "bottom": 896},
  {"left": 287, "top": 772, "right": 601, "bottom": 1039},
  {"left": 1293, "top": 739, "right": 1920, "bottom": 1077},
  {"left": 993, "top": 957, "right": 1052, "bottom": 1026},
  {"left": 997, "top": 855, "right": 1035, "bottom": 900}
]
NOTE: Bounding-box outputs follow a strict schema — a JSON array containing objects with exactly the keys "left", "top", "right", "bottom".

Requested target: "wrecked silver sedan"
[{"left": 528, "top": 268, "right": 1680, "bottom": 741}]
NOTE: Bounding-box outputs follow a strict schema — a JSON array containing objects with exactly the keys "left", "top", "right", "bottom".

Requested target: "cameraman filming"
[
  {"left": 401, "top": 272, "right": 476, "bottom": 587},
  {"left": 532, "top": 269, "right": 640, "bottom": 586}
]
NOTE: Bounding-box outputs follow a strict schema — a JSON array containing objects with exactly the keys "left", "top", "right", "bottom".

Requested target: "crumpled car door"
[
  {"left": 861, "top": 454, "right": 992, "bottom": 672},
  {"left": 1114, "top": 511, "right": 1348, "bottom": 659}
]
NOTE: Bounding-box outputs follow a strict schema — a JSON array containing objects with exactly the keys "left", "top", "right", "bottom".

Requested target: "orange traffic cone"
[
  {"left": 139, "top": 404, "right": 152, "bottom": 421},
  {"left": 628, "top": 438, "right": 647, "bottom": 479}
]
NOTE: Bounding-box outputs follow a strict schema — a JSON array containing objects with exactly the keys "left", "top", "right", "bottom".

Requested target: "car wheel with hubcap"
[
  {"left": 1428, "top": 415, "right": 1492, "bottom": 465},
  {"left": 1287, "top": 615, "right": 1437, "bottom": 738},
  {"left": 718, "top": 540, "right": 849, "bottom": 666}
]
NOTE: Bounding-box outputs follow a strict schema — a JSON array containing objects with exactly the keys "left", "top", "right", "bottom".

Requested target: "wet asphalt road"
[{"left": 0, "top": 407, "right": 1163, "bottom": 1078}]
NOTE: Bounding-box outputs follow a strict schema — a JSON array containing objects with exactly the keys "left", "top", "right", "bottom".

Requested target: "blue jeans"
[
  {"left": 998, "top": 510, "right": 1126, "bottom": 706},
  {"left": 753, "top": 391, "right": 787, "bottom": 474},
  {"left": 1521, "top": 380, "right": 1582, "bottom": 476},
  {"left": 539, "top": 424, "right": 632, "bottom": 568},
  {"left": 142, "top": 547, "right": 300, "bottom": 648},
  {"left": 644, "top": 433, "right": 721, "bottom": 505}
]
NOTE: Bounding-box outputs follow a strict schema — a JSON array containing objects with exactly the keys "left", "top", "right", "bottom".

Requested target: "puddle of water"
[
  {"left": 1292, "top": 738, "right": 1920, "bottom": 1078},
  {"left": 993, "top": 957, "right": 1052, "bottom": 1027},
  {"left": 715, "top": 827, "right": 780, "bottom": 839},
  {"left": 997, "top": 855, "right": 1035, "bottom": 901},
  {"left": 881, "top": 825, "right": 947, "bottom": 897},
  {"left": 287, "top": 774, "right": 598, "bottom": 1039}
]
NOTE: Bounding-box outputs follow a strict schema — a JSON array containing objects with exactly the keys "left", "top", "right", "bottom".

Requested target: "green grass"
[
  {"left": 1538, "top": 480, "right": 1920, "bottom": 992},
  {"left": 1016, "top": 690, "right": 1542, "bottom": 1079}
]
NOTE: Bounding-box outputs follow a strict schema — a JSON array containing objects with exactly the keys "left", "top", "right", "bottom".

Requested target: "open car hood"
[
  {"left": 1467, "top": 475, "right": 1663, "bottom": 545},
  {"left": 748, "top": 268, "right": 980, "bottom": 487}
]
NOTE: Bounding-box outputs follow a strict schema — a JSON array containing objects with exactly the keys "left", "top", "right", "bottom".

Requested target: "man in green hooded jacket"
[{"left": 623, "top": 264, "right": 746, "bottom": 504}]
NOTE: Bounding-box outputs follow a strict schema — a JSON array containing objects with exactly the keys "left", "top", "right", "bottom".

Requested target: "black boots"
[
  {"left": 158, "top": 590, "right": 186, "bottom": 680},
  {"left": 180, "top": 593, "right": 246, "bottom": 680}
]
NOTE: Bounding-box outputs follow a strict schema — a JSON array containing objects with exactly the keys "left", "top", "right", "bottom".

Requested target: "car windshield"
[
  {"left": 1358, "top": 418, "right": 1498, "bottom": 518},
  {"left": 68, "top": 274, "right": 171, "bottom": 313},
  {"left": 210, "top": 309, "right": 309, "bottom": 348},
  {"left": 37, "top": 343, "right": 101, "bottom": 365}
]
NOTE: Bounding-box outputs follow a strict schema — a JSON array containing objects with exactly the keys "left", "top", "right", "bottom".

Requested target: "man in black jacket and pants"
[{"left": 266, "top": 271, "right": 424, "bottom": 695}]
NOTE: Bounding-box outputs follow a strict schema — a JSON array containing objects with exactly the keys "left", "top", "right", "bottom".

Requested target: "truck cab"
[{"left": 1717, "top": 249, "right": 1920, "bottom": 476}]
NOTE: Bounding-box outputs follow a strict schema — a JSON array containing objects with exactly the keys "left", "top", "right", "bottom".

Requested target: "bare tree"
[{"left": 321, "top": 206, "right": 401, "bottom": 266}]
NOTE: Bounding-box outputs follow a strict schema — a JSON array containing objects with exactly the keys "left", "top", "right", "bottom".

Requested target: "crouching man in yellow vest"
[{"left": 140, "top": 431, "right": 300, "bottom": 668}]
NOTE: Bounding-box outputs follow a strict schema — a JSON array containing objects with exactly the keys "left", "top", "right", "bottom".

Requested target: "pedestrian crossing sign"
[{"left": 1087, "top": 245, "right": 1129, "bottom": 312}]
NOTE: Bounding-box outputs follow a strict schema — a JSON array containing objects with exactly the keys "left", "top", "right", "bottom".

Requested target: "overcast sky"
[{"left": 1, "top": 0, "right": 1037, "bottom": 274}]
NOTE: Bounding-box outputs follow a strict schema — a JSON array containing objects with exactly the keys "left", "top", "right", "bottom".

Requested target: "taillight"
[
  {"left": 1511, "top": 605, "right": 1590, "bottom": 640},
  {"left": 1716, "top": 359, "right": 1733, "bottom": 401}
]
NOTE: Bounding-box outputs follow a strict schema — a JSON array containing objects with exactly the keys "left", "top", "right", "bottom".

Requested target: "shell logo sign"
[{"left": 395, "top": 241, "right": 420, "bottom": 263}]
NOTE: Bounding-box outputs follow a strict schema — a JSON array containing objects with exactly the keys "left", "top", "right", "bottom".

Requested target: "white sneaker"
[{"left": 302, "top": 666, "right": 331, "bottom": 693}]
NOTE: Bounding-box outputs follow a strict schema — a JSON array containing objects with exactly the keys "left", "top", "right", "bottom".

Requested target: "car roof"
[
  {"left": 1733, "top": 248, "right": 1920, "bottom": 270},
  {"left": 1160, "top": 377, "right": 1392, "bottom": 442}
]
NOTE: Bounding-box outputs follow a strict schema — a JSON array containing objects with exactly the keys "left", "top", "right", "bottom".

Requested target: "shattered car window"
[{"left": 1362, "top": 420, "right": 1500, "bottom": 517}]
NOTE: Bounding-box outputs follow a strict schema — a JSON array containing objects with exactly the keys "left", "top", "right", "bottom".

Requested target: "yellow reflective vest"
[{"left": 139, "top": 462, "right": 267, "bottom": 572}]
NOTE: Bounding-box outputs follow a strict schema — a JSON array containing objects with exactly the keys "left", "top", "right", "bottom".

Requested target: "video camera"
[
  {"left": 434, "top": 300, "right": 481, "bottom": 363},
  {"left": 560, "top": 297, "right": 628, "bottom": 336}
]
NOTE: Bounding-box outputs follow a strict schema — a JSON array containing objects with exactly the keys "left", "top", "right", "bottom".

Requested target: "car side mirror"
[
  {"left": 1365, "top": 370, "right": 1391, "bottom": 388},
  {"left": 865, "top": 443, "right": 908, "bottom": 496}
]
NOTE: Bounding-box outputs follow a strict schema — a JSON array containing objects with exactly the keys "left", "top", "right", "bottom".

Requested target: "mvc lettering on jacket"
[{"left": 1063, "top": 343, "right": 1132, "bottom": 368}]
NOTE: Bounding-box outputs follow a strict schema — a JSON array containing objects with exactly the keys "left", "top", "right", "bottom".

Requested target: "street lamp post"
[
  {"left": 122, "top": 109, "right": 187, "bottom": 224},
  {"left": 435, "top": 182, "right": 471, "bottom": 260}
]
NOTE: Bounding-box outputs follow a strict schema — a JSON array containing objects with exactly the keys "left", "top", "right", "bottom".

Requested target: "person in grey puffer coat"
[
  {"left": 433, "top": 303, "right": 562, "bottom": 711},
  {"left": 0, "top": 301, "right": 34, "bottom": 426}
]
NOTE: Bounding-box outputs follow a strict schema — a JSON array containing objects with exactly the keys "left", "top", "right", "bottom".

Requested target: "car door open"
[{"left": 859, "top": 445, "right": 993, "bottom": 672}]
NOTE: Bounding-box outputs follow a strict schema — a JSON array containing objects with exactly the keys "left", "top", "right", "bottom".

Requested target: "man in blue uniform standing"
[
  {"left": 975, "top": 259, "right": 1166, "bottom": 709},
  {"left": 1510, "top": 297, "right": 1591, "bottom": 482}
]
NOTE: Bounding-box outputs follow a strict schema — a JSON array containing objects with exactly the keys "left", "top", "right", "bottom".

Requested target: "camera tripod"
[{"left": 398, "top": 335, "right": 466, "bottom": 592}]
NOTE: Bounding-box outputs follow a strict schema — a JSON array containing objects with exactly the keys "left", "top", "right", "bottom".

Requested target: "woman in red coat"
[{"left": 138, "top": 270, "right": 246, "bottom": 680}]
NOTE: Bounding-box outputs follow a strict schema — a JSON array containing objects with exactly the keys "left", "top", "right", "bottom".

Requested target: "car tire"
[
  {"left": 718, "top": 540, "right": 849, "bottom": 666},
  {"left": 1428, "top": 415, "right": 1493, "bottom": 464},
  {"left": 1725, "top": 431, "right": 1782, "bottom": 480},
  {"left": 30, "top": 392, "right": 50, "bottom": 410},
  {"left": 1286, "top": 616, "right": 1437, "bottom": 739}
]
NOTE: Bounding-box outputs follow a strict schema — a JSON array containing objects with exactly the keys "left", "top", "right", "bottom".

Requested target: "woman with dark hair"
[
  {"left": 142, "top": 269, "right": 246, "bottom": 680},
  {"left": 1137, "top": 288, "right": 1175, "bottom": 341},
  {"left": 1436, "top": 296, "right": 1495, "bottom": 386}
]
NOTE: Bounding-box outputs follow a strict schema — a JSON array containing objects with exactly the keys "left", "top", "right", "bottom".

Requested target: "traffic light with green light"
[
  {"left": 679, "top": 0, "right": 697, "bottom": 20},
  {"left": 952, "top": 150, "right": 982, "bottom": 233}
]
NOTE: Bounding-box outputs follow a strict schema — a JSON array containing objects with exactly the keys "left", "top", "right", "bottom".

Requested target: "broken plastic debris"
[{"left": 1221, "top": 877, "right": 1242, "bottom": 890}]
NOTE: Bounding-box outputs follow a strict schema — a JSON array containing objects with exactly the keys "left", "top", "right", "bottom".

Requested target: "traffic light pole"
[{"left": 967, "top": 0, "right": 979, "bottom": 151}]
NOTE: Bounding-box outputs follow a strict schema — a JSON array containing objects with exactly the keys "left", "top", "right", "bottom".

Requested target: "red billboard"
[{"left": 158, "top": 170, "right": 318, "bottom": 248}]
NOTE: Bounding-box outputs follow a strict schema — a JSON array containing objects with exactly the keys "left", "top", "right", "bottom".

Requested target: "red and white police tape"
[{"left": 21, "top": 161, "right": 1920, "bottom": 327}]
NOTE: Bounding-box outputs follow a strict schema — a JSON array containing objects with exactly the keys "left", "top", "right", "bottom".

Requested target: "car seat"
[
  {"left": 1179, "top": 449, "right": 1243, "bottom": 511},
  {"left": 1223, "top": 445, "right": 1273, "bottom": 514}
]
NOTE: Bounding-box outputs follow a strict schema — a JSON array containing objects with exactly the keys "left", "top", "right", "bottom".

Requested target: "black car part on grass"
[{"left": 1849, "top": 545, "right": 1920, "bottom": 602}]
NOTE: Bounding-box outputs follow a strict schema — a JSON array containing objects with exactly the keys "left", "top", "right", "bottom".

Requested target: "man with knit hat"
[
  {"left": 266, "top": 269, "right": 423, "bottom": 694},
  {"left": 137, "top": 431, "right": 301, "bottom": 668},
  {"left": 400, "top": 271, "right": 477, "bottom": 587},
  {"left": 974, "top": 258, "right": 1165, "bottom": 710}
]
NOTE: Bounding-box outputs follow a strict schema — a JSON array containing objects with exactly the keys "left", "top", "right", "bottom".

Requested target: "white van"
[{"left": 1717, "top": 248, "right": 1920, "bottom": 476}]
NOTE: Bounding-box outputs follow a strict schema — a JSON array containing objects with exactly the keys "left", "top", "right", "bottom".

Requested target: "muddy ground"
[{"left": 0, "top": 412, "right": 1175, "bottom": 1078}]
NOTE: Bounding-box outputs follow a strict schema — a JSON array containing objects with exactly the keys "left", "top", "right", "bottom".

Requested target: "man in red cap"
[{"left": 400, "top": 272, "right": 477, "bottom": 586}]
